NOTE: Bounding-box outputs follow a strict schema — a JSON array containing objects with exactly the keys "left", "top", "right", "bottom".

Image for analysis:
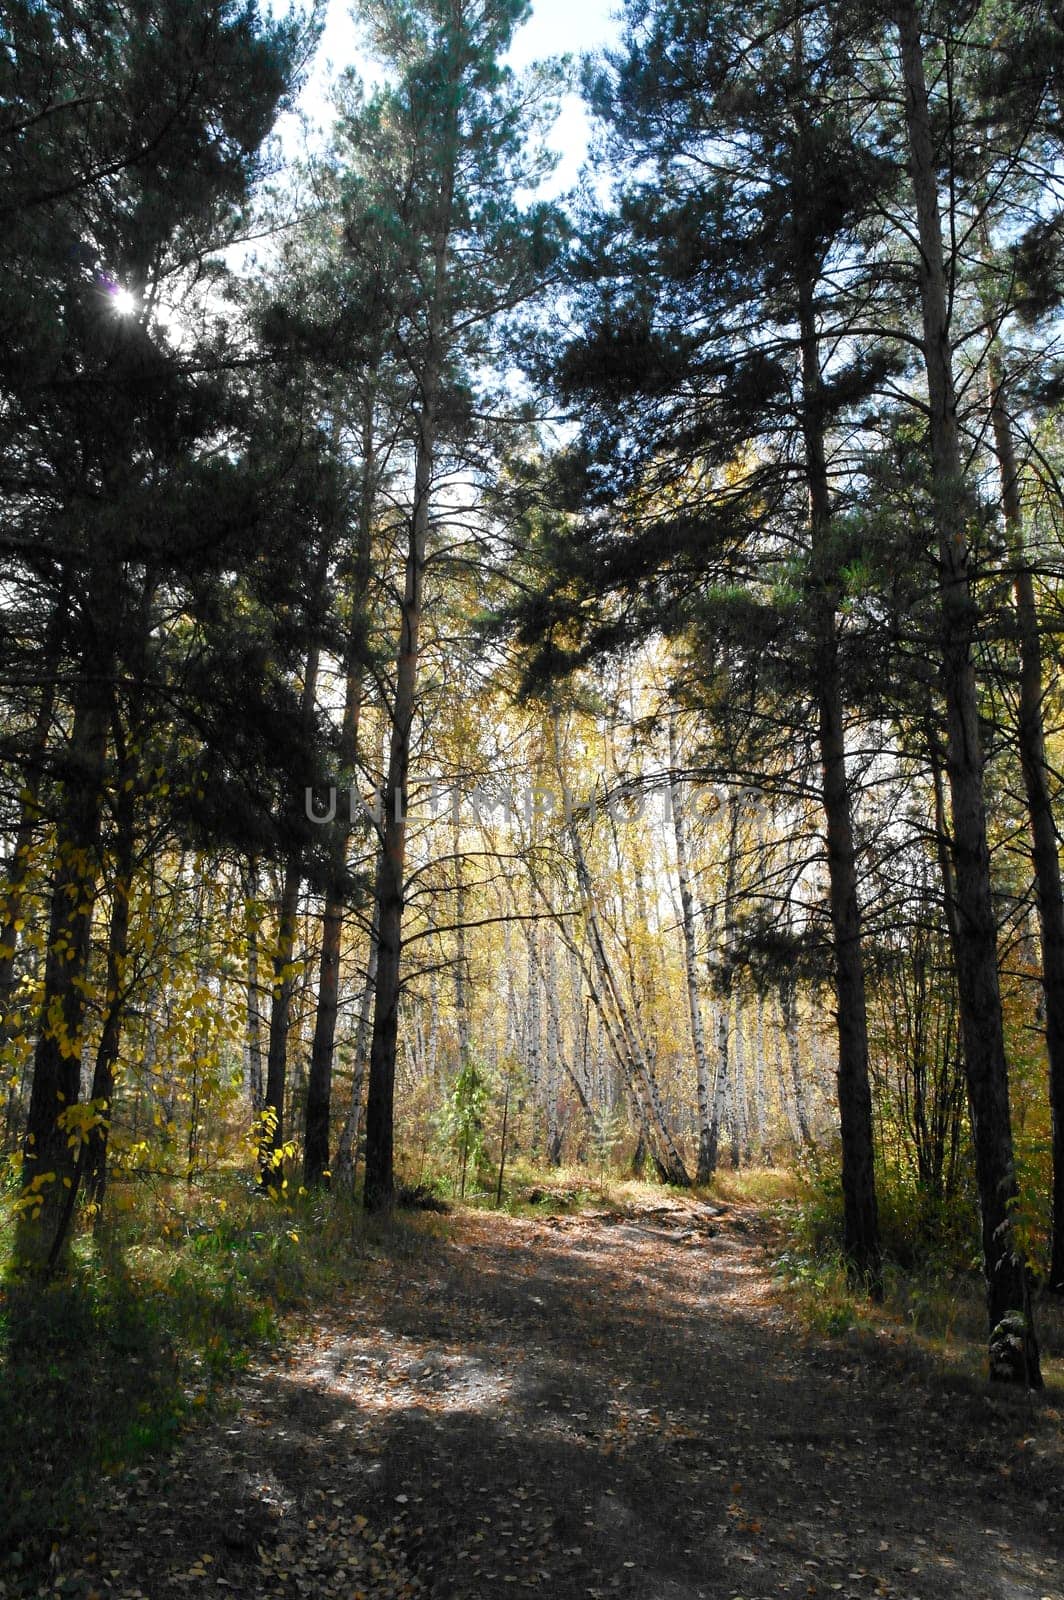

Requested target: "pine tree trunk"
[
  {"left": 261, "top": 855, "right": 302, "bottom": 1189},
  {"left": 0, "top": 594, "right": 66, "bottom": 1052},
  {"left": 897, "top": 0, "right": 1040, "bottom": 1383},
  {"left": 17, "top": 626, "right": 112, "bottom": 1269},
  {"left": 986, "top": 358, "right": 1064, "bottom": 1293},
  {"left": 364, "top": 381, "right": 439, "bottom": 1211},
  {"left": 305, "top": 402, "right": 377, "bottom": 1188},
  {"left": 84, "top": 767, "right": 136, "bottom": 1213},
  {"left": 797, "top": 275, "right": 881, "bottom": 1293},
  {"left": 260, "top": 645, "right": 319, "bottom": 1189},
  {"left": 668, "top": 717, "right": 715, "bottom": 1183}
]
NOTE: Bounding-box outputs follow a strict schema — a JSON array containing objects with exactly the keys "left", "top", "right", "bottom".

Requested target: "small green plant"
[
  {"left": 589, "top": 1106, "right": 625, "bottom": 1193},
  {"left": 774, "top": 1247, "right": 858, "bottom": 1336},
  {"left": 445, "top": 1053, "right": 490, "bottom": 1199}
]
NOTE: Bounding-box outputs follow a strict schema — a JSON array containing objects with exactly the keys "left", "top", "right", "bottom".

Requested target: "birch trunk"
[
  {"left": 782, "top": 977, "right": 812, "bottom": 1145},
  {"left": 735, "top": 992, "right": 752, "bottom": 1164},
  {"left": 243, "top": 865, "right": 266, "bottom": 1113},
  {"left": 452, "top": 803, "right": 470, "bottom": 1067},
  {"left": 334, "top": 907, "right": 379, "bottom": 1190},
  {"left": 754, "top": 988, "right": 768, "bottom": 1157},
  {"left": 552, "top": 713, "right": 690, "bottom": 1184},
  {"left": 545, "top": 931, "right": 563, "bottom": 1165},
  {"left": 668, "top": 717, "right": 715, "bottom": 1183},
  {"left": 525, "top": 917, "right": 544, "bottom": 1151},
  {"left": 774, "top": 993, "right": 802, "bottom": 1145}
]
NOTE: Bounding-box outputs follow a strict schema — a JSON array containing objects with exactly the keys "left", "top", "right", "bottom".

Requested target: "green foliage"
[
  {"left": 589, "top": 1104, "right": 625, "bottom": 1191},
  {"left": 0, "top": 1177, "right": 401, "bottom": 1579},
  {"left": 786, "top": 1140, "right": 980, "bottom": 1275},
  {"left": 444, "top": 1054, "right": 491, "bottom": 1199},
  {"left": 774, "top": 1248, "right": 859, "bottom": 1337}
]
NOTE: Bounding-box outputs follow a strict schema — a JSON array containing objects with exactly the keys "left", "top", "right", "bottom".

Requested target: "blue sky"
[{"left": 283, "top": 0, "right": 625, "bottom": 188}]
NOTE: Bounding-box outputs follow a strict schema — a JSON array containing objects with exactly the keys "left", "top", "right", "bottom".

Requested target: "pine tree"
[
  {"left": 4, "top": 0, "right": 313, "bottom": 1265},
  {"left": 351, "top": 0, "right": 565, "bottom": 1211},
  {"left": 513, "top": 0, "right": 892, "bottom": 1287}
]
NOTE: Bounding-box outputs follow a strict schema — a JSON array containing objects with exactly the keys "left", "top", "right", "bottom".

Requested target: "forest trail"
[{"left": 59, "top": 1200, "right": 1062, "bottom": 1600}]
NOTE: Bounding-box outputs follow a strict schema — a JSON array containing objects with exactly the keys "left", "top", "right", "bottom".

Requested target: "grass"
[
  {"left": 0, "top": 1172, "right": 435, "bottom": 1585},
  {"left": 7, "top": 1146, "right": 1058, "bottom": 1587},
  {"left": 770, "top": 1165, "right": 1064, "bottom": 1405},
  {"left": 430, "top": 1153, "right": 805, "bottom": 1218},
  {"left": 705, "top": 1164, "right": 804, "bottom": 1207},
  {"left": 486, "top": 1159, "right": 705, "bottom": 1216}
]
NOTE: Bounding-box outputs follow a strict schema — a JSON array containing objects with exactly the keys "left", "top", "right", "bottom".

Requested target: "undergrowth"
[
  {"left": 773, "top": 1147, "right": 1064, "bottom": 1391},
  {"left": 0, "top": 1174, "right": 430, "bottom": 1580}
]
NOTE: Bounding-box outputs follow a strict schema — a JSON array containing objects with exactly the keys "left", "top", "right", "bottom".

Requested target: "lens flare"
[{"left": 112, "top": 287, "right": 137, "bottom": 316}]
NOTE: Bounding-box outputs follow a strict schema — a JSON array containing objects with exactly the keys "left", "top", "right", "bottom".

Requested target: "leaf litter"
[{"left": 23, "top": 1199, "right": 1064, "bottom": 1600}]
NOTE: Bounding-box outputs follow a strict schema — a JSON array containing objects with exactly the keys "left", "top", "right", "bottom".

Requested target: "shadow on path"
[{"left": 49, "top": 1204, "right": 1064, "bottom": 1600}]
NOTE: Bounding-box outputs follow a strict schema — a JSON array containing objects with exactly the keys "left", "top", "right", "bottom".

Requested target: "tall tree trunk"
[
  {"left": 305, "top": 398, "right": 377, "bottom": 1188},
  {"left": 362, "top": 75, "right": 461, "bottom": 1211},
  {"left": 774, "top": 993, "right": 802, "bottom": 1146},
  {"left": 84, "top": 751, "right": 136, "bottom": 1213},
  {"left": 260, "top": 644, "right": 320, "bottom": 1190},
  {"left": 668, "top": 716, "right": 715, "bottom": 1183},
  {"left": 781, "top": 976, "right": 812, "bottom": 1145},
  {"left": 986, "top": 357, "right": 1064, "bottom": 1293},
  {"left": 334, "top": 906, "right": 379, "bottom": 1191},
  {"left": 17, "top": 619, "right": 113, "bottom": 1268},
  {"left": 797, "top": 275, "right": 881, "bottom": 1294},
  {"left": 243, "top": 864, "right": 266, "bottom": 1113},
  {"left": 0, "top": 592, "right": 66, "bottom": 1050},
  {"left": 897, "top": 0, "right": 1040, "bottom": 1383},
  {"left": 363, "top": 377, "right": 439, "bottom": 1210}
]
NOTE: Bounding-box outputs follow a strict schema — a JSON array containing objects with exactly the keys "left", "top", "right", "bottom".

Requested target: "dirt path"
[{"left": 59, "top": 1201, "right": 1062, "bottom": 1600}]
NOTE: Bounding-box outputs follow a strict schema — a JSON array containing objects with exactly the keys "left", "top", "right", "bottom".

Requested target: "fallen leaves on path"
[{"left": 26, "top": 1199, "right": 1064, "bottom": 1600}]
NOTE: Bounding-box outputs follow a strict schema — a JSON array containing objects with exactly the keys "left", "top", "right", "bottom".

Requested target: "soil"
[{"left": 48, "top": 1198, "right": 1064, "bottom": 1600}]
